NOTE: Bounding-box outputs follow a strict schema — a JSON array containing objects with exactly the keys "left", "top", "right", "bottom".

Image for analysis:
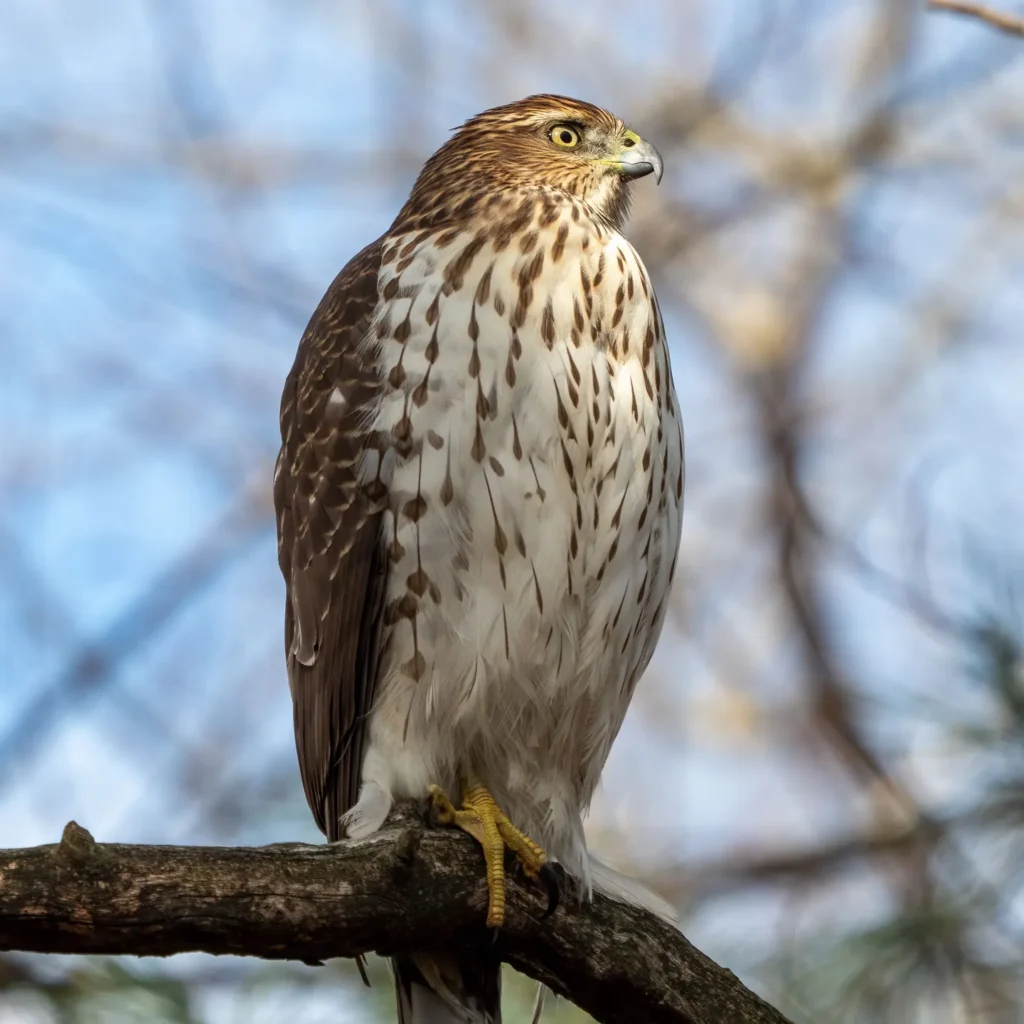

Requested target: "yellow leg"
[{"left": 429, "top": 782, "right": 551, "bottom": 928}]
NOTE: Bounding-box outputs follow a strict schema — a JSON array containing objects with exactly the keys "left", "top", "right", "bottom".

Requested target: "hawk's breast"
[{"left": 361, "top": 189, "right": 683, "bottom": 844}]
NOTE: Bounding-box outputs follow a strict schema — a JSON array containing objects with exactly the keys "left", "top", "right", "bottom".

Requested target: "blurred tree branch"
[
  {"left": 0, "top": 814, "right": 792, "bottom": 1024},
  {"left": 928, "top": 0, "right": 1024, "bottom": 36}
]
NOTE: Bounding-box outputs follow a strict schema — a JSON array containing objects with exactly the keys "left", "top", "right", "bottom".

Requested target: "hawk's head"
[{"left": 399, "top": 95, "right": 663, "bottom": 231}]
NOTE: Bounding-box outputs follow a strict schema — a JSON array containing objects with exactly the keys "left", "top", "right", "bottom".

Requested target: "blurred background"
[{"left": 2, "top": 0, "right": 1024, "bottom": 1021}]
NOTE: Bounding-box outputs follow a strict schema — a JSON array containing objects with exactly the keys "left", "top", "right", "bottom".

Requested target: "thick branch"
[{"left": 0, "top": 813, "right": 791, "bottom": 1024}]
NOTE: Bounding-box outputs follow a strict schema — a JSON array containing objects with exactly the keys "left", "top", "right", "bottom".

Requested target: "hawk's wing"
[{"left": 274, "top": 239, "right": 388, "bottom": 842}]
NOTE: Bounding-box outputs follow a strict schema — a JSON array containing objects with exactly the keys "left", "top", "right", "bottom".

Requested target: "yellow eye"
[{"left": 549, "top": 124, "right": 581, "bottom": 149}]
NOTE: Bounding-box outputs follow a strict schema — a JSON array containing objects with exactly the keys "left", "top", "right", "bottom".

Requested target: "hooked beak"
[{"left": 614, "top": 135, "right": 664, "bottom": 184}]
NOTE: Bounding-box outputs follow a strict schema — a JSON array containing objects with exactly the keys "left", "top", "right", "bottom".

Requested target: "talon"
[
  {"left": 538, "top": 861, "right": 560, "bottom": 919},
  {"left": 428, "top": 784, "right": 456, "bottom": 825},
  {"left": 427, "top": 781, "right": 551, "bottom": 929}
]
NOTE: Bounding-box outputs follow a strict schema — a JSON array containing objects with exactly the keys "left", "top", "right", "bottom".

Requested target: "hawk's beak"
[{"left": 614, "top": 136, "right": 664, "bottom": 184}]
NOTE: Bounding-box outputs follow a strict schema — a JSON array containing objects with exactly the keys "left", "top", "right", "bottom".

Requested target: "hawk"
[{"left": 275, "top": 95, "right": 684, "bottom": 1022}]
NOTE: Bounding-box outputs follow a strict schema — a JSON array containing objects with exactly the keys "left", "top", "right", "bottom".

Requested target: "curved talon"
[
  {"left": 538, "top": 861, "right": 560, "bottom": 919},
  {"left": 428, "top": 784, "right": 455, "bottom": 825}
]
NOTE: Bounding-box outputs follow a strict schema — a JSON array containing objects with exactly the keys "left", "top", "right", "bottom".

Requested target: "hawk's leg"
[{"left": 428, "top": 782, "right": 554, "bottom": 928}]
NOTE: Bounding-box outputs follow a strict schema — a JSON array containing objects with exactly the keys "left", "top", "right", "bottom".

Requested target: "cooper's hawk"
[{"left": 275, "top": 95, "right": 684, "bottom": 1022}]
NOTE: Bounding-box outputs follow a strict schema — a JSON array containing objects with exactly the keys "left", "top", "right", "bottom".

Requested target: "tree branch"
[
  {"left": 928, "top": 0, "right": 1024, "bottom": 37},
  {"left": 0, "top": 812, "right": 791, "bottom": 1024}
]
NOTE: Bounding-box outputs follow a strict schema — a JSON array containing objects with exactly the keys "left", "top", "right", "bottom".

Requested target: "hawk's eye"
[{"left": 549, "top": 125, "right": 581, "bottom": 149}]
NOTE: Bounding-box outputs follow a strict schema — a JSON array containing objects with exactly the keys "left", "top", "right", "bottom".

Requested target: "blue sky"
[{"left": 2, "top": 2, "right": 1024, "bottom": 1020}]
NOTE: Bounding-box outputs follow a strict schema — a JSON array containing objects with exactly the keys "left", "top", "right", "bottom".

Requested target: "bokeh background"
[{"left": 3, "top": 1, "right": 1024, "bottom": 1021}]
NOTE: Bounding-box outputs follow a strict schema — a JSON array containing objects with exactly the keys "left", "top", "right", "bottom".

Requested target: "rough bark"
[{"left": 0, "top": 810, "right": 793, "bottom": 1024}]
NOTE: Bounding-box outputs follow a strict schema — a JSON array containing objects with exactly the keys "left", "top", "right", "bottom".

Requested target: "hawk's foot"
[{"left": 428, "top": 782, "right": 556, "bottom": 928}]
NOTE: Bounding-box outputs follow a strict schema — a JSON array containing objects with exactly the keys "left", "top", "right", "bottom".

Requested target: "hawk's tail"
[{"left": 394, "top": 951, "right": 501, "bottom": 1024}]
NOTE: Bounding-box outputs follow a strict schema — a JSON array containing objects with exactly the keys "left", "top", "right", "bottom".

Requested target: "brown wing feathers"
[{"left": 275, "top": 239, "right": 387, "bottom": 841}]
